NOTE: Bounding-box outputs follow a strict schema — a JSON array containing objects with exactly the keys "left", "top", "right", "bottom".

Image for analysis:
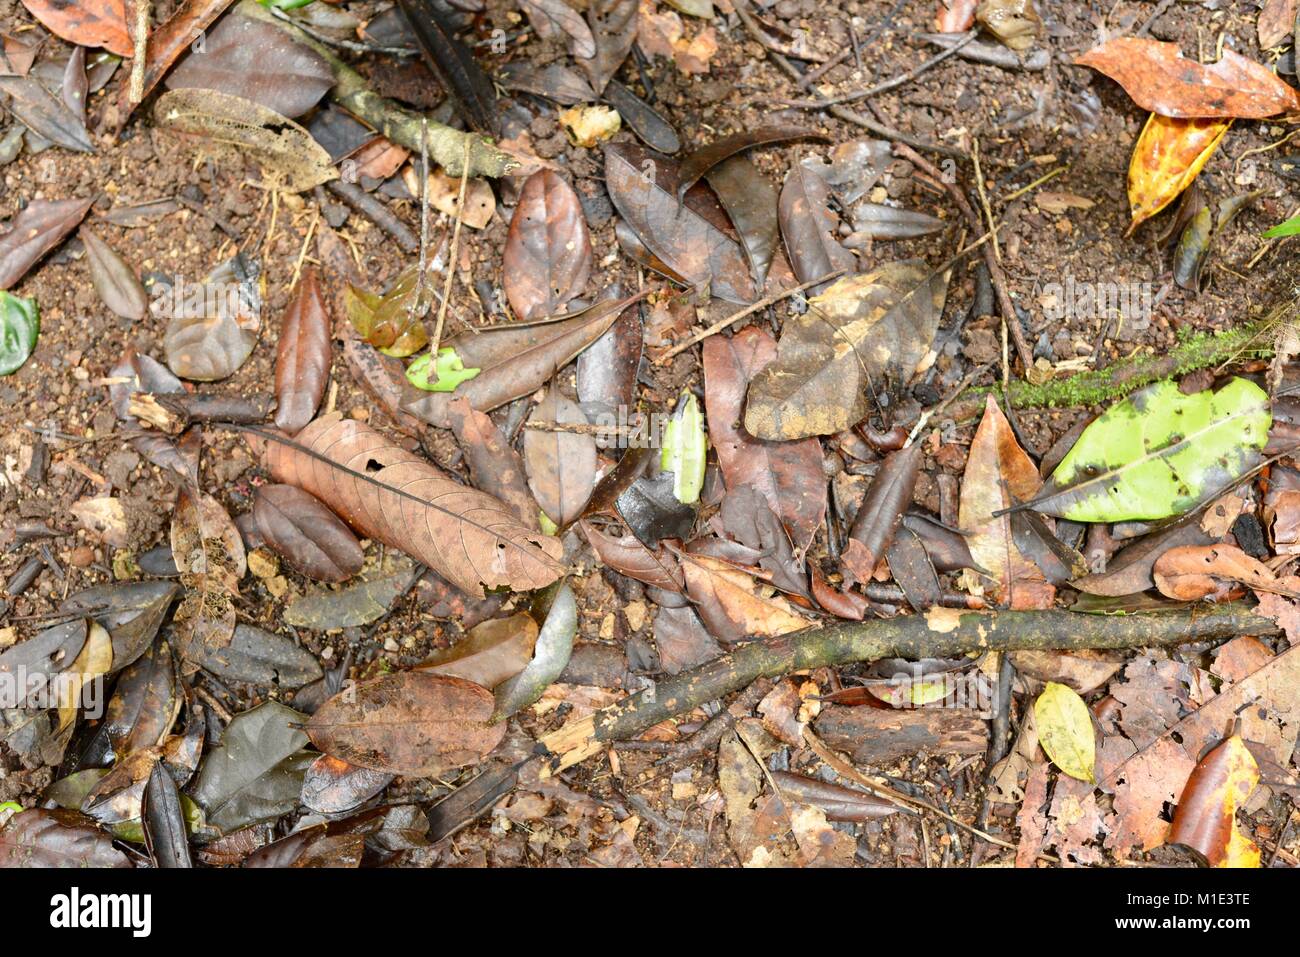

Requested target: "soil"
[{"left": 1, "top": 0, "right": 1298, "bottom": 867}]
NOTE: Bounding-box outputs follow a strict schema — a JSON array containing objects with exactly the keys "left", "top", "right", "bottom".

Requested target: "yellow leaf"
[
  {"left": 1033, "top": 681, "right": 1096, "bottom": 783},
  {"left": 1168, "top": 734, "right": 1261, "bottom": 868},
  {"left": 1127, "top": 113, "right": 1230, "bottom": 233},
  {"left": 57, "top": 621, "right": 113, "bottom": 732}
]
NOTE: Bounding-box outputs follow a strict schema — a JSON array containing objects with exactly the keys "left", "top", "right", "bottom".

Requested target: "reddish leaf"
[
  {"left": 842, "top": 444, "right": 923, "bottom": 584},
  {"left": 81, "top": 227, "right": 147, "bottom": 320},
  {"left": 1258, "top": 0, "right": 1298, "bottom": 50},
  {"left": 300, "top": 755, "right": 394, "bottom": 815},
  {"left": 0, "top": 809, "right": 131, "bottom": 867},
  {"left": 306, "top": 672, "right": 506, "bottom": 776},
  {"left": 253, "top": 484, "right": 364, "bottom": 583},
  {"left": 702, "top": 328, "right": 826, "bottom": 551},
  {"left": 107, "top": 347, "right": 200, "bottom": 484},
  {"left": 116, "top": 0, "right": 237, "bottom": 124},
  {"left": 1167, "top": 735, "right": 1261, "bottom": 867},
  {"left": 274, "top": 266, "right": 332, "bottom": 434},
  {"left": 262, "top": 413, "right": 564, "bottom": 598},
  {"left": 605, "top": 142, "right": 756, "bottom": 303},
  {"left": 20, "top": 0, "right": 133, "bottom": 57},
  {"left": 503, "top": 170, "right": 592, "bottom": 321},
  {"left": 580, "top": 519, "right": 685, "bottom": 592},
  {"left": 935, "top": 0, "right": 977, "bottom": 32},
  {"left": 164, "top": 11, "right": 333, "bottom": 119},
  {"left": 1075, "top": 38, "right": 1300, "bottom": 119},
  {"left": 0, "top": 34, "right": 38, "bottom": 77},
  {"left": 1152, "top": 543, "right": 1298, "bottom": 602},
  {"left": 417, "top": 612, "right": 538, "bottom": 688},
  {"left": 445, "top": 396, "right": 540, "bottom": 528},
  {"left": 680, "top": 552, "right": 809, "bottom": 642},
  {"left": 0, "top": 196, "right": 94, "bottom": 290}
]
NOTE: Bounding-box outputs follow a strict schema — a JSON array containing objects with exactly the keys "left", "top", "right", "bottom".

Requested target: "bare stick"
[
  {"left": 428, "top": 137, "right": 470, "bottom": 367},
  {"left": 129, "top": 0, "right": 150, "bottom": 105},
  {"left": 538, "top": 603, "right": 1278, "bottom": 774},
  {"left": 654, "top": 270, "right": 846, "bottom": 364},
  {"left": 773, "top": 32, "right": 976, "bottom": 108}
]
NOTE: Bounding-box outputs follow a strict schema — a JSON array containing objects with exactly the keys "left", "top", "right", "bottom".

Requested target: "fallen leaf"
[
  {"left": 263, "top": 413, "right": 564, "bottom": 597},
  {"left": 0, "top": 809, "right": 130, "bottom": 867},
  {"left": 0, "top": 76, "right": 93, "bottom": 153},
  {"left": 524, "top": 390, "right": 597, "bottom": 527},
  {"left": 581, "top": 519, "right": 685, "bottom": 592},
  {"left": 842, "top": 444, "right": 923, "bottom": 584},
  {"left": 20, "top": 0, "right": 133, "bottom": 57},
  {"left": 1167, "top": 735, "right": 1261, "bottom": 867},
  {"left": 1033, "top": 378, "right": 1271, "bottom": 522},
  {"left": 80, "top": 228, "right": 147, "bottom": 320},
  {"left": 0, "top": 196, "right": 94, "bottom": 290},
  {"left": 503, "top": 169, "right": 592, "bottom": 321},
  {"left": 164, "top": 11, "right": 333, "bottom": 118},
  {"left": 744, "top": 261, "right": 948, "bottom": 440},
  {"left": 446, "top": 396, "right": 539, "bottom": 527},
  {"left": 958, "top": 396, "right": 1055, "bottom": 609},
  {"left": 253, "top": 483, "right": 364, "bottom": 583},
  {"left": 154, "top": 88, "right": 337, "bottom": 193},
  {"left": 170, "top": 490, "right": 246, "bottom": 665},
  {"left": 1153, "top": 543, "right": 1294, "bottom": 601},
  {"left": 1075, "top": 38, "right": 1300, "bottom": 118},
  {"left": 0, "top": 290, "right": 39, "bottom": 375},
  {"left": 680, "top": 552, "right": 809, "bottom": 642},
  {"left": 1258, "top": 0, "right": 1299, "bottom": 50},
  {"left": 194, "top": 622, "right": 324, "bottom": 689},
  {"left": 702, "top": 328, "right": 826, "bottom": 551},
  {"left": 417, "top": 612, "right": 538, "bottom": 688},
  {"left": 283, "top": 553, "right": 416, "bottom": 629},
  {"left": 778, "top": 160, "right": 856, "bottom": 293},
  {"left": 300, "top": 755, "right": 394, "bottom": 815},
  {"left": 1034, "top": 682, "right": 1096, "bottom": 783},
  {"left": 306, "top": 672, "right": 505, "bottom": 776},
  {"left": 579, "top": 0, "right": 638, "bottom": 95},
  {"left": 518, "top": 0, "right": 596, "bottom": 58},
  {"left": 1128, "top": 114, "right": 1229, "bottom": 232},
  {"left": 162, "top": 253, "right": 263, "bottom": 381},
  {"left": 274, "top": 266, "right": 332, "bottom": 433},
  {"left": 491, "top": 580, "right": 577, "bottom": 720}
]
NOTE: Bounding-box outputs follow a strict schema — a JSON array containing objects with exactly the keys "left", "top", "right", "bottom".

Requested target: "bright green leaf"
[
  {"left": 1034, "top": 681, "right": 1096, "bottom": 784},
  {"left": 1033, "top": 377, "right": 1270, "bottom": 522},
  {"left": 537, "top": 510, "right": 559, "bottom": 536},
  {"left": 0, "top": 291, "right": 39, "bottom": 376},
  {"left": 660, "top": 391, "right": 707, "bottom": 504},
  {"left": 1264, "top": 214, "right": 1300, "bottom": 238},
  {"left": 259, "top": 0, "right": 316, "bottom": 8},
  {"left": 406, "top": 347, "right": 481, "bottom": 392}
]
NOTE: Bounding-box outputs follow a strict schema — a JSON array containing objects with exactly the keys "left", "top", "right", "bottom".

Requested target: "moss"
[{"left": 960, "top": 322, "right": 1275, "bottom": 411}]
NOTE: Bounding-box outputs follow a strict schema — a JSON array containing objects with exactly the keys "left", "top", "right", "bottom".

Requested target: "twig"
[
  {"left": 427, "top": 137, "right": 470, "bottom": 367},
  {"left": 268, "top": 4, "right": 415, "bottom": 57},
  {"left": 129, "top": 0, "right": 149, "bottom": 105},
  {"left": 539, "top": 603, "right": 1278, "bottom": 774},
  {"left": 774, "top": 32, "right": 976, "bottom": 108},
  {"left": 1002, "top": 164, "right": 1067, "bottom": 202},
  {"left": 326, "top": 180, "right": 418, "bottom": 253},
  {"left": 796, "top": 48, "right": 851, "bottom": 89},
  {"left": 654, "top": 270, "right": 846, "bottom": 364},
  {"left": 802, "top": 728, "right": 1052, "bottom": 861},
  {"left": 1137, "top": 0, "right": 1177, "bottom": 37},
  {"left": 414, "top": 117, "right": 431, "bottom": 326},
  {"left": 894, "top": 142, "right": 1034, "bottom": 373},
  {"left": 732, "top": 0, "right": 965, "bottom": 159}
]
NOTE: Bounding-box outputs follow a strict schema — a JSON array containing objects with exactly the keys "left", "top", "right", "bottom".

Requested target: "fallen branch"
[
  {"left": 239, "top": 0, "right": 513, "bottom": 179},
  {"left": 538, "top": 603, "right": 1278, "bottom": 774}
]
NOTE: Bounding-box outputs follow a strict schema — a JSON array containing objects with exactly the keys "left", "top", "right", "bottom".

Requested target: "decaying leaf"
[
  {"left": 263, "top": 413, "right": 564, "bottom": 597},
  {"left": 1075, "top": 38, "right": 1300, "bottom": 119},
  {"left": 778, "top": 160, "right": 856, "bottom": 292},
  {"left": 154, "top": 88, "right": 337, "bottom": 193},
  {"left": 605, "top": 142, "right": 756, "bottom": 303},
  {"left": 162, "top": 253, "right": 263, "bottom": 381},
  {"left": 307, "top": 672, "right": 505, "bottom": 776},
  {"left": 404, "top": 294, "right": 641, "bottom": 429},
  {"left": 170, "top": 490, "right": 246, "bottom": 666},
  {"left": 80, "top": 228, "right": 148, "bottom": 320},
  {"left": 0, "top": 809, "right": 131, "bottom": 868},
  {"left": 1127, "top": 114, "right": 1229, "bottom": 232},
  {"left": 283, "top": 553, "right": 416, "bottom": 629},
  {"left": 20, "top": 0, "right": 133, "bottom": 57},
  {"left": 959, "top": 396, "right": 1054, "bottom": 609},
  {"left": 1032, "top": 378, "right": 1271, "bottom": 522},
  {"left": 164, "top": 12, "right": 333, "bottom": 118},
  {"left": 524, "top": 390, "right": 597, "bottom": 527},
  {"left": 1152, "top": 544, "right": 1297, "bottom": 602},
  {"left": 1033, "top": 682, "right": 1096, "bottom": 783},
  {"left": 1167, "top": 734, "right": 1261, "bottom": 868},
  {"left": 417, "top": 613, "right": 538, "bottom": 688},
  {"left": 680, "top": 552, "right": 809, "bottom": 642},
  {"left": 491, "top": 580, "right": 577, "bottom": 720},
  {"left": 744, "top": 261, "right": 948, "bottom": 441},
  {"left": 0, "top": 77, "right": 94, "bottom": 153},
  {"left": 702, "top": 328, "right": 826, "bottom": 551}
]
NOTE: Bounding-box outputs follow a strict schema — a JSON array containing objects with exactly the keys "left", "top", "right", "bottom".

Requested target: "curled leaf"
[{"left": 491, "top": 581, "right": 577, "bottom": 721}]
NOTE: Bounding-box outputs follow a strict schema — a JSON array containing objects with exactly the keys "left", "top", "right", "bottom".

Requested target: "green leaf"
[
  {"left": 0, "top": 291, "right": 39, "bottom": 376},
  {"left": 406, "top": 347, "right": 481, "bottom": 392},
  {"left": 1034, "top": 681, "right": 1096, "bottom": 783},
  {"left": 1032, "top": 377, "right": 1270, "bottom": 522},
  {"left": 1263, "top": 214, "right": 1300, "bottom": 238},
  {"left": 660, "top": 391, "right": 707, "bottom": 504},
  {"left": 258, "top": 0, "right": 316, "bottom": 8}
]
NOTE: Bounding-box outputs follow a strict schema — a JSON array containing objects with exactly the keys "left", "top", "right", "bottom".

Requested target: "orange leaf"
[
  {"left": 1168, "top": 735, "right": 1261, "bottom": 868},
  {"left": 1127, "top": 113, "right": 1229, "bottom": 232},
  {"left": 1076, "top": 38, "right": 1300, "bottom": 118},
  {"left": 21, "top": 0, "right": 134, "bottom": 58}
]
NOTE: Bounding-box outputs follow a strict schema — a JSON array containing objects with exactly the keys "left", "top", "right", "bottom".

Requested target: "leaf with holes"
[
  {"left": 1031, "top": 377, "right": 1271, "bottom": 522},
  {"left": 262, "top": 413, "right": 564, "bottom": 597},
  {"left": 1167, "top": 735, "right": 1261, "bottom": 867},
  {"left": 171, "top": 490, "right": 246, "bottom": 666}
]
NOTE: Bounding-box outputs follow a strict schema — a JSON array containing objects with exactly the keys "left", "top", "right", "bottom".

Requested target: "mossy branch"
[
  {"left": 940, "top": 317, "right": 1278, "bottom": 422},
  {"left": 538, "top": 603, "right": 1278, "bottom": 774},
  {"left": 240, "top": 0, "right": 514, "bottom": 179}
]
